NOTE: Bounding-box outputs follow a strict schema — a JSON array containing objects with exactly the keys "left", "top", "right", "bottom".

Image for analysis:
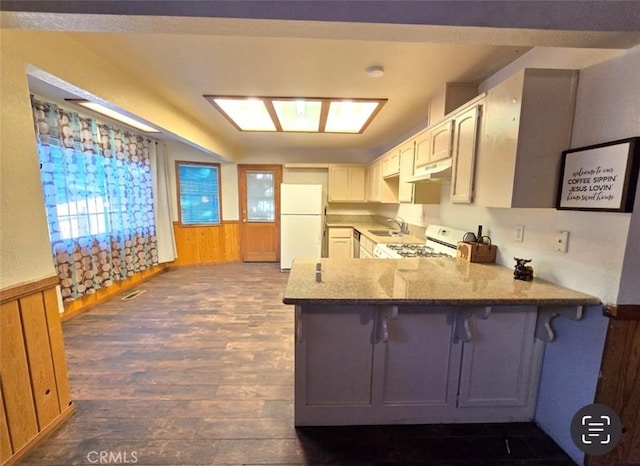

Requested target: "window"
[
  {"left": 32, "top": 96, "right": 158, "bottom": 301},
  {"left": 245, "top": 170, "right": 275, "bottom": 222},
  {"left": 176, "top": 161, "right": 222, "bottom": 225}
]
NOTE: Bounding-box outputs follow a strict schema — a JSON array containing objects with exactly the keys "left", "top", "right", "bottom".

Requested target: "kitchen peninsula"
[{"left": 283, "top": 258, "right": 601, "bottom": 426}]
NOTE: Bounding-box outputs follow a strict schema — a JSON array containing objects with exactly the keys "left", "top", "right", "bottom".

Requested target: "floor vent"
[{"left": 121, "top": 289, "right": 146, "bottom": 301}]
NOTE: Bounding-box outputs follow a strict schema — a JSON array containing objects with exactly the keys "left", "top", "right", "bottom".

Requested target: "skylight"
[{"left": 204, "top": 96, "right": 386, "bottom": 134}]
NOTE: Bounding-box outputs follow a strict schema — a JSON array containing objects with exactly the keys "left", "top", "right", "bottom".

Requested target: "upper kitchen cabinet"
[
  {"left": 474, "top": 69, "right": 579, "bottom": 208},
  {"left": 366, "top": 159, "right": 398, "bottom": 203},
  {"left": 414, "top": 128, "right": 431, "bottom": 168},
  {"left": 415, "top": 82, "right": 478, "bottom": 169},
  {"left": 398, "top": 141, "right": 441, "bottom": 204},
  {"left": 450, "top": 101, "right": 483, "bottom": 204},
  {"left": 414, "top": 120, "right": 454, "bottom": 169},
  {"left": 427, "top": 119, "right": 454, "bottom": 164},
  {"left": 381, "top": 151, "right": 400, "bottom": 178},
  {"left": 328, "top": 165, "right": 366, "bottom": 203}
]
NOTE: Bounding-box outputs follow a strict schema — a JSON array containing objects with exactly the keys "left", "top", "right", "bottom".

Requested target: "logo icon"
[{"left": 571, "top": 403, "right": 622, "bottom": 455}]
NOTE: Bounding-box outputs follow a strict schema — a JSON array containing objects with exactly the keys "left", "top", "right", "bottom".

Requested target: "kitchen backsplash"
[{"left": 326, "top": 214, "right": 427, "bottom": 239}]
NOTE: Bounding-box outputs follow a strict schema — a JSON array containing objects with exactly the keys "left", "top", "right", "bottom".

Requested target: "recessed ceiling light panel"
[
  {"left": 273, "top": 100, "right": 322, "bottom": 132},
  {"left": 212, "top": 98, "right": 276, "bottom": 131},
  {"left": 204, "top": 95, "right": 386, "bottom": 134},
  {"left": 325, "top": 101, "right": 381, "bottom": 133}
]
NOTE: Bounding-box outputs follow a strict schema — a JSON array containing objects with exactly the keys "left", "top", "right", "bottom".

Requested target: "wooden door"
[{"left": 238, "top": 164, "right": 282, "bottom": 262}]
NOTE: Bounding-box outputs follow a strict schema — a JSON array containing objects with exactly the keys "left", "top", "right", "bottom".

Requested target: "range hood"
[{"left": 407, "top": 158, "right": 452, "bottom": 182}]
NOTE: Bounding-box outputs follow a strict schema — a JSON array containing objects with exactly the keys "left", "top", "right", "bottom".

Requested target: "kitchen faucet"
[{"left": 387, "top": 217, "right": 408, "bottom": 235}]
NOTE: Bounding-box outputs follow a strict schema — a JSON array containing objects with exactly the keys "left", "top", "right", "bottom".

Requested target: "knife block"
[{"left": 456, "top": 242, "right": 497, "bottom": 263}]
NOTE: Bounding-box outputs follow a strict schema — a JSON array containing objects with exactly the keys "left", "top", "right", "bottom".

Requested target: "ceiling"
[{"left": 3, "top": 2, "right": 640, "bottom": 160}]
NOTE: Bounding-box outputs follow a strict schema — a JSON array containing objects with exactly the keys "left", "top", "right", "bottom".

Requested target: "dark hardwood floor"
[{"left": 19, "top": 263, "right": 576, "bottom": 465}]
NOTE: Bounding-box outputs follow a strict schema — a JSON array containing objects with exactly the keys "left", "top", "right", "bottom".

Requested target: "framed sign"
[{"left": 556, "top": 137, "right": 640, "bottom": 212}]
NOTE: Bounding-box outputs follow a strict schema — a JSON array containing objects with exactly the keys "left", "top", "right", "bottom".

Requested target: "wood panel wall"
[
  {"left": 587, "top": 306, "right": 640, "bottom": 466},
  {"left": 172, "top": 221, "right": 241, "bottom": 266},
  {"left": 1, "top": 277, "right": 75, "bottom": 466},
  {"left": 62, "top": 263, "right": 170, "bottom": 321}
]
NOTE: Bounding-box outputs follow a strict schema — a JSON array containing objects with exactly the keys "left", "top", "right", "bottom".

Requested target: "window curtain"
[
  {"left": 150, "top": 142, "right": 177, "bottom": 263},
  {"left": 32, "top": 96, "right": 158, "bottom": 301}
]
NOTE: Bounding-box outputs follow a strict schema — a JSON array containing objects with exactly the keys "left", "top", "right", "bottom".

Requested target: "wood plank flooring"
[{"left": 18, "top": 263, "right": 576, "bottom": 465}]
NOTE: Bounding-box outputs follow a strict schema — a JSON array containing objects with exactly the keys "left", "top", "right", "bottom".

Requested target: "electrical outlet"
[
  {"left": 515, "top": 225, "right": 524, "bottom": 242},
  {"left": 555, "top": 231, "right": 569, "bottom": 253}
]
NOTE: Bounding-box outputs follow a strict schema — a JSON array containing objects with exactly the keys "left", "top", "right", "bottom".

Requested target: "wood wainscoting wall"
[
  {"left": 62, "top": 263, "right": 170, "bottom": 321},
  {"left": 1, "top": 277, "right": 75, "bottom": 466},
  {"left": 586, "top": 305, "right": 640, "bottom": 466},
  {"left": 62, "top": 221, "right": 240, "bottom": 319},
  {"left": 172, "top": 221, "right": 241, "bottom": 266}
]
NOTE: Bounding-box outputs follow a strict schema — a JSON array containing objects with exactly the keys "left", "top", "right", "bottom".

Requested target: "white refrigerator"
[{"left": 280, "top": 184, "right": 324, "bottom": 270}]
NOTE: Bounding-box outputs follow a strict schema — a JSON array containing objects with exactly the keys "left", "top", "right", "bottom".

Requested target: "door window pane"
[{"left": 246, "top": 171, "right": 274, "bottom": 222}]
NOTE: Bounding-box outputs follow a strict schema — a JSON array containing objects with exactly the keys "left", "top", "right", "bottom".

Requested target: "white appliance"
[
  {"left": 280, "top": 184, "right": 324, "bottom": 270},
  {"left": 373, "top": 224, "right": 467, "bottom": 258}
]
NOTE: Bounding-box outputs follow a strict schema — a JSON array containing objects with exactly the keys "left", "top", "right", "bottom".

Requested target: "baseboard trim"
[
  {"left": 61, "top": 264, "right": 170, "bottom": 322},
  {"left": 2, "top": 404, "right": 76, "bottom": 466}
]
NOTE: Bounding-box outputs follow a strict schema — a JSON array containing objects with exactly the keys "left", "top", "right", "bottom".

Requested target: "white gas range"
[{"left": 373, "top": 224, "right": 467, "bottom": 259}]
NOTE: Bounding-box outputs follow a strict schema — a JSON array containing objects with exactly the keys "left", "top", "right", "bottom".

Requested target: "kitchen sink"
[{"left": 368, "top": 229, "right": 401, "bottom": 237}]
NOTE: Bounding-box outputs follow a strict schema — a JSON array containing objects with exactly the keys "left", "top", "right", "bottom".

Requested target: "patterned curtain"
[{"left": 32, "top": 96, "right": 158, "bottom": 301}]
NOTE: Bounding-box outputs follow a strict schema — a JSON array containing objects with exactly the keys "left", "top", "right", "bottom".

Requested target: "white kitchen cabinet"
[
  {"left": 397, "top": 141, "right": 415, "bottom": 203},
  {"left": 328, "top": 165, "right": 366, "bottom": 203},
  {"left": 398, "top": 141, "right": 441, "bottom": 205},
  {"left": 366, "top": 161, "right": 381, "bottom": 202},
  {"left": 458, "top": 306, "right": 541, "bottom": 409},
  {"left": 381, "top": 151, "right": 400, "bottom": 178},
  {"left": 474, "top": 68, "right": 579, "bottom": 208},
  {"left": 428, "top": 119, "right": 454, "bottom": 164},
  {"left": 328, "top": 227, "right": 353, "bottom": 258},
  {"left": 366, "top": 160, "right": 398, "bottom": 203},
  {"left": 414, "top": 128, "right": 431, "bottom": 168},
  {"left": 450, "top": 102, "right": 482, "bottom": 204},
  {"left": 414, "top": 83, "right": 478, "bottom": 169}
]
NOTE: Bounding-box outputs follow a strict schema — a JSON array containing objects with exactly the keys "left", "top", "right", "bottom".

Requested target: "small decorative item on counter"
[
  {"left": 513, "top": 257, "right": 534, "bottom": 281},
  {"left": 456, "top": 232, "right": 497, "bottom": 263}
]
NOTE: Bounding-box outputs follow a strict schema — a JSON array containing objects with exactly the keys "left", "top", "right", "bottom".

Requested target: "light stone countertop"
[
  {"left": 326, "top": 222, "right": 424, "bottom": 245},
  {"left": 282, "top": 258, "right": 601, "bottom": 307}
]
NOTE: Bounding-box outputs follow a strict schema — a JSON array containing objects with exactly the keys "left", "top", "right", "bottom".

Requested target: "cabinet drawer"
[{"left": 328, "top": 227, "right": 352, "bottom": 239}]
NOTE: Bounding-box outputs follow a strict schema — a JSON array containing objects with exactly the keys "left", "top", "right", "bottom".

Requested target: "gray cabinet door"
[
  {"left": 378, "top": 307, "right": 461, "bottom": 408},
  {"left": 297, "top": 306, "right": 376, "bottom": 406},
  {"left": 457, "top": 306, "right": 538, "bottom": 407}
]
